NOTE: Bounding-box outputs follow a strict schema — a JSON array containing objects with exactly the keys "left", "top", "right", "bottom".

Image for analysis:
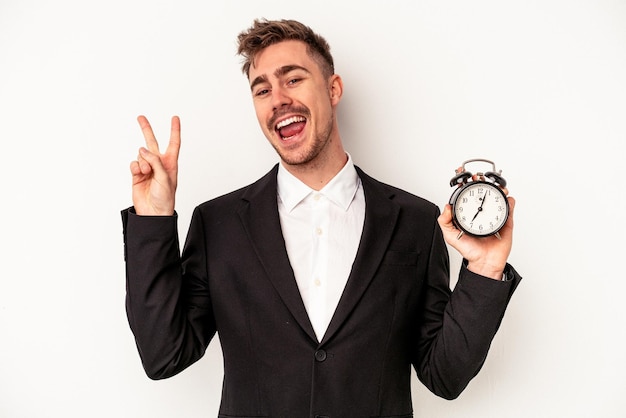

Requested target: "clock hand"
[{"left": 471, "top": 193, "right": 487, "bottom": 222}]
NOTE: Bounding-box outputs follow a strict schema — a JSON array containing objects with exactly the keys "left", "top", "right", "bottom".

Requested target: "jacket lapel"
[
  {"left": 321, "top": 167, "right": 400, "bottom": 344},
  {"left": 237, "top": 165, "right": 318, "bottom": 343}
]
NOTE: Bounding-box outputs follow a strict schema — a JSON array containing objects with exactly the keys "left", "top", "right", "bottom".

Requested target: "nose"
[{"left": 271, "top": 86, "right": 292, "bottom": 111}]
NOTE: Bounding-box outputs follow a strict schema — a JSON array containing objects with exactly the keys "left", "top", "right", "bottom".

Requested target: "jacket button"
[{"left": 314, "top": 349, "right": 327, "bottom": 362}]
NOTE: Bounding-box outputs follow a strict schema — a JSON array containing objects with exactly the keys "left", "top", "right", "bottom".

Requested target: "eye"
[
  {"left": 254, "top": 88, "right": 270, "bottom": 97},
  {"left": 287, "top": 78, "right": 301, "bottom": 86}
]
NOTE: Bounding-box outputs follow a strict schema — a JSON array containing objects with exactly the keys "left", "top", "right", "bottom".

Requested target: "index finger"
[
  {"left": 137, "top": 115, "right": 161, "bottom": 154},
  {"left": 164, "top": 115, "right": 181, "bottom": 159}
]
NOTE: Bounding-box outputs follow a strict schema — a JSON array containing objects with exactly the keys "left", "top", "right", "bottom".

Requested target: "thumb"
[
  {"left": 138, "top": 147, "right": 167, "bottom": 175},
  {"left": 438, "top": 204, "right": 453, "bottom": 227}
]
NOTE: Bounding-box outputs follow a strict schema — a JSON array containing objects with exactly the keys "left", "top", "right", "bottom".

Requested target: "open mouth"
[{"left": 275, "top": 116, "right": 306, "bottom": 140}]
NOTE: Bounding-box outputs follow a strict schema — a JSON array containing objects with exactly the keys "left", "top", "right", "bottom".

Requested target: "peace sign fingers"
[{"left": 131, "top": 115, "right": 181, "bottom": 216}]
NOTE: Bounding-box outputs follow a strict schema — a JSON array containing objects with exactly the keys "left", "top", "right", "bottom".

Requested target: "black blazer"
[{"left": 122, "top": 165, "right": 520, "bottom": 418}]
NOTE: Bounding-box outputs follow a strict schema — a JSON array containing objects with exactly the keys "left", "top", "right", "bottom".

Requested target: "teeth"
[{"left": 276, "top": 116, "right": 305, "bottom": 130}]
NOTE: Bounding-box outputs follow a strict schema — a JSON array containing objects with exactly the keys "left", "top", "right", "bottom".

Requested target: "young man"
[{"left": 123, "top": 18, "right": 521, "bottom": 417}]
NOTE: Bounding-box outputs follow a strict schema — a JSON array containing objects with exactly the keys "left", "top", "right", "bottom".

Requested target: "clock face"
[{"left": 452, "top": 181, "right": 509, "bottom": 237}]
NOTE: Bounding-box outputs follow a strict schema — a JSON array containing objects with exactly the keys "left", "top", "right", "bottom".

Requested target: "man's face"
[{"left": 248, "top": 40, "right": 341, "bottom": 168}]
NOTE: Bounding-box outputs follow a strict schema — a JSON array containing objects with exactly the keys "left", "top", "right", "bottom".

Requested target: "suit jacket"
[{"left": 122, "top": 165, "right": 521, "bottom": 418}]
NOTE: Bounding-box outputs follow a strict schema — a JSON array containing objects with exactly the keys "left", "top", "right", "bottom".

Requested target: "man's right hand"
[{"left": 130, "top": 115, "right": 181, "bottom": 216}]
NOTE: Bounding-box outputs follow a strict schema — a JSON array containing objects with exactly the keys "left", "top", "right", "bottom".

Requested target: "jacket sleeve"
[
  {"left": 413, "top": 219, "right": 521, "bottom": 400},
  {"left": 122, "top": 207, "right": 216, "bottom": 379}
]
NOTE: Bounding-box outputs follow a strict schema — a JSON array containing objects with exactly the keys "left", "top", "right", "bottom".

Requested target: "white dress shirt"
[{"left": 277, "top": 155, "right": 365, "bottom": 341}]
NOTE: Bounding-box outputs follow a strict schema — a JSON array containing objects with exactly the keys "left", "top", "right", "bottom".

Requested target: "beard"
[{"left": 270, "top": 112, "right": 334, "bottom": 166}]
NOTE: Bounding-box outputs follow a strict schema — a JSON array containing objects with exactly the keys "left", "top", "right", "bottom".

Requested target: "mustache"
[{"left": 267, "top": 106, "right": 311, "bottom": 131}]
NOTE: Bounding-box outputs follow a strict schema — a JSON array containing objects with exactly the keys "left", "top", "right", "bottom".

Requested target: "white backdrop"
[{"left": 1, "top": 0, "right": 625, "bottom": 417}]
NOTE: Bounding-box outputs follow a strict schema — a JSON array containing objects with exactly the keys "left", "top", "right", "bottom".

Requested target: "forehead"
[{"left": 249, "top": 40, "right": 317, "bottom": 79}]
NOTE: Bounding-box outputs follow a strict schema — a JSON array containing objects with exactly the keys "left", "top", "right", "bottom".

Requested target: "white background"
[{"left": 1, "top": 0, "right": 625, "bottom": 417}]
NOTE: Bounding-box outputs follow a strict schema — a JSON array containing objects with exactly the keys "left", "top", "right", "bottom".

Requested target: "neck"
[{"left": 282, "top": 145, "right": 348, "bottom": 191}]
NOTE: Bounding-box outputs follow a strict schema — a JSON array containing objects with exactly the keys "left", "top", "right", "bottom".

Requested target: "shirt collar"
[{"left": 277, "top": 153, "right": 361, "bottom": 213}]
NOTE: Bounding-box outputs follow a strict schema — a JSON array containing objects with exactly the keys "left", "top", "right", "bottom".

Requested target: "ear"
[{"left": 329, "top": 74, "right": 343, "bottom": 106}]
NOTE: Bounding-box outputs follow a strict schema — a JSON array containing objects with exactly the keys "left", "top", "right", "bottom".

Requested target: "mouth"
[{"left": 275, "top": 115, "right": 307, "bottom": 140}]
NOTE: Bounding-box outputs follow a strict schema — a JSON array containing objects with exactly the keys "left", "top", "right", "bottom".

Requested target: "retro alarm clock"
[{"left": 448, "top": 158, "right": 509, "bottom": 239}]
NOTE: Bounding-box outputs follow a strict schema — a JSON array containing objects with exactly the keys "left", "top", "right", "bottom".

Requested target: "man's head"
[
  {"left": 237, "top": 19, "right": 335, "bottom": 80},
  {"left": 236, "top": 19, "right": 346, "bottom": 183}
]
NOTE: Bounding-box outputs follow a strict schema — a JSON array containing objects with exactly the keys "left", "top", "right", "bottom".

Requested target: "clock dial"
[{"left": 452, "top": 182, "right": 509, "bottom": 237}]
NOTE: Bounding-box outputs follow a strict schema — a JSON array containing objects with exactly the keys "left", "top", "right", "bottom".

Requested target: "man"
[{"left": 122, "top": 18, "right": 521, "bottom": 417}]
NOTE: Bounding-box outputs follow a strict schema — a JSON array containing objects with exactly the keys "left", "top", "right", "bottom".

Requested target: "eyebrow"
[{"left": 249, "top": 65, "right": 311, "bottom": 92}]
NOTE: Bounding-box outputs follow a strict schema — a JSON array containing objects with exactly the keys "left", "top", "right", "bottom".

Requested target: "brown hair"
[{"left": 237, "top": 19, "right": 335, "bottom": 79}]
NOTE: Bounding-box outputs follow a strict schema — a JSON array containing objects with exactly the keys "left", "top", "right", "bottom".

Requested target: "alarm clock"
[{"left": 448, "top": 159, "right": 509, "bottom": 239}]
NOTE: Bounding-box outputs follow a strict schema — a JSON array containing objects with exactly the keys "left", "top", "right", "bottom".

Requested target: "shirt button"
[
  {"left": 314, "top": 278, "right": 321, "bottom": 287},
  {"left": 314, "top": 349, "right": 327, "bottom": 362},
  {"left": 313, "top": 194, "right": 321, "bottom": 201},
  {"left": 315, "top": 227, "right": 323, "bottom": 235}
]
